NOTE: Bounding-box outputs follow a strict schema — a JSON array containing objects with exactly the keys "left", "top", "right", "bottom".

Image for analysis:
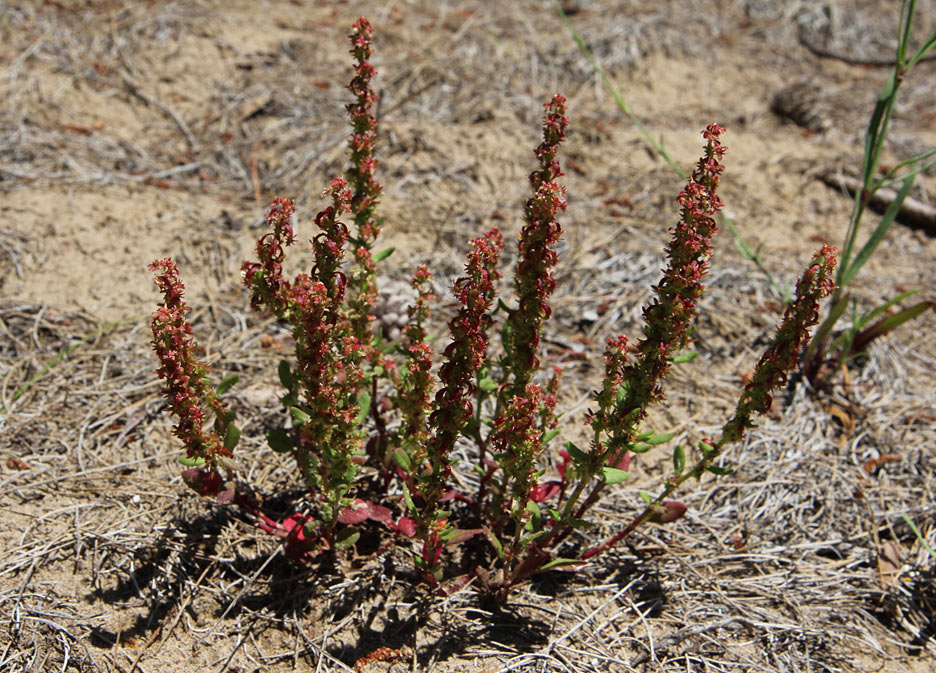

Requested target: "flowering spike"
[
  {"left": 149, "top": 259, "right": 230, "bottom": 473},
  {"left": 346, "top": 18, "right": 381, "bottom": 244},
  {"left": 312, "top": 178, "right": 353, "bottom": 301},
  {"left": 418, "top": 229, "right": 503, "bottom": 574},
  {"left": 502, "top": 95, "right": 569, "bottom": 395},
  {"left": 345, "top": 17, "right": 383, "bottom": 360},
  {"left": 722, "top": 245, "right": 837, "bottom": 443},
  {"left": 242, "top": 198, "right": 296, "bottom": 316},
  {"left": 613, "top": 124, "right": 727, "bottom": 432},
  {"left": 397, "top": 266, "right": 436, "bottom": 476},
  {"left": 490, "top": 384, "right": 546, "bottom": 523}
]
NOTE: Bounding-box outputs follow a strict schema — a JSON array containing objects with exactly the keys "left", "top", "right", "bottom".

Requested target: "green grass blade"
[
  {"left": 851, "top": 301, "right": 934, "bottom": 353},
  {"left": 840, "top": 173, "right": 915, "bottom": 288},
  {"left": 901, "top": 512, "right": 936, "bottom": 559},
  {"left": 549, "top": 0, "right": 686, "bottom": 180},
  {"left": 803, "top": 294, "right": 849, "bottom": 365}
]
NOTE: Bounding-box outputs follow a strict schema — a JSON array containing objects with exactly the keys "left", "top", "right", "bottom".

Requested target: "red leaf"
[
  {"left": 216, "top": 483, "right": 235, "bottom": 504},
  {"left": 181, "top": 468, "right": 223, "bottom": 495},
  {"left": 649, "top": 501, "right": 688, "bottom": 524},
  {"left": 392, "top": 517, "right": 416, "bottom": 537},
  {"left": 557, "top": 449, "right": 570, "bottom": 480},
  {"left": 608, "top": 451, "right": 630, "bottom": 471},
  {"left": 530, "top": 481, "right": 561, "bottom": 502},
  {"left": 367, "top": 503, "right": 393, "bottom": 522},
  {"left": 439, "top": 489, "right": 457, "bottom": 503},
  {"left": 445, "top": 528, "right": 482, "bottom": 545},
  {"left": 337, "top": 499, "right": 371, "bottom": 524}
]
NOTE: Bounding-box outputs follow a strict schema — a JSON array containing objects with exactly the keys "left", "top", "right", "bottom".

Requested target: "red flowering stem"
[
  {"left": 311, "top": 178, "right": 353, "bottom": 301},
  {"left": 345, "top": 17, "right": 382, "bottom": 354},
  {"left": 150, "top": 258, "right": 230, "bottom": 473},
  {"left": 418, "top": 228, "right": 503, "bottom": 581},
  {"left": 485, "top": 96, "right": 567, "bottom": 530},
  {"left": 500, "top": 94, "right": 569, "bottom": 399},
  {"left": 397, "top": 266, "right": 436, "bottom": 481},
  {"left": 299, "top": 181, "right": 367, "bottom": 533},
  {"left": 513, "top": 126, "right": 728, "bottom": 579},
  {"left": 719, "top": 245, "right": 837, "bottom": 444},
  {"left": 346, "top": 17, "right": 381, "bottom": 247},
  {"left": 242, "top": 183, "right": 365, "bottom": 540},
  {"left": 241, "top": 198, "right": 296, "bottom": 317},
  {"left": 583, "top": 245, "right": 837, "bottom": 562},
  {"left": 608, "top": 123, "right": 727, "bottom": 449},
  {"left": 489, "top": 385, "right": 545, "bottom": 548}
]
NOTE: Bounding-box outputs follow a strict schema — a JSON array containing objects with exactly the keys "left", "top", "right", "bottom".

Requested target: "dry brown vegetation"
[{"left": 1, "top": 1, "right": 935, "bottom": 671}]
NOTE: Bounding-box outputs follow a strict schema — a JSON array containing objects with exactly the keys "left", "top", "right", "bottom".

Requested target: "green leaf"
[
  {"left": 525, "top": 500, "right": 542, "bottom": 531},
  {"left": 804, "top": 293, "right": 849, "bottom": 365},
  {"left": 901, "top": 513, "right": 936, "bottom": 560},
  {"left": 541, "top": 428, "right": 560, "bottom": 444},
  {"left": 266, "top": 428, "right": 293, "bottom": 453},
  {"left": 855, "top": 290, "right": 918, "bottom": 331},
  {"left": 519, "top": 530, "right": 546, "bottom": 547},
  {"left": 478, "top": 377, "right": 498, "bottom": 393},
  {"left": 356, "top": 390, "right": 372, "bottom": 425},
  {"left": 539, "top": 557, "right": 583, "bottom": 571},
  {"left": 705, "top": 465, "right": 734, "bottom": 476},
  {"left": 841, "top": 173, "right": 916, "bottom": 288},
  {"left": 495, "top": 298, "right": 513, "bottom": 316},
  {"left": 601, "top": 466, "right": 630, "bottom": 484},
  {"left": 223, "top": 424, "right": 241, "bottom": 451},
  {"left": 673, "top": 444, "right": 685, "bottom": 475},
  {"left": 373, "top": 246, "right": 395, "bottom": 263},
  {"left": 671, "top": 351, "right": 698, "bottom": 364},
  {"left": 644, "top": 432, "right": 674, "bottom": 445},
  {"left": 699, "top": 440, "right": 715, "bottom": 456},
  {"left": 852, "top": 301, "right": 933, "bottom": 353},
  {"left": 215, "top": 374, "right": 239, "bottom": 396},
  {"left": 290, "top": 406, "right": 311, "bottom": 427},
  {"left": 565, "top": 441, "right": 588, "bottom": 466},
  {"left": 402, "top": 483, "right": 416, "bottom": 514},
  {"left": 639, "top": 490, "right": 652, "bottom": 504},
  {"left": 392, "top": 448, "right": 412, "bottom": 472},
  {"left": 302, "top": 519, "right": 320, "bottom": 539},
  {"left": 565, "top": 516, "right": 593, "bottom": 530},
  {"left": 278, "top": 360, "right": 293, "bottom": 388},
  {"left": 335, "top": 527, "right": 360, "bottom": 549},
  {"left": 485, "top": 528, "right": 504, "bottom": 559},
  {"left": 628, "top": 442, "right": 653, "bottom": 453},
  {"left": 179, "top": 455, "right": 206, "bottom": 467}
]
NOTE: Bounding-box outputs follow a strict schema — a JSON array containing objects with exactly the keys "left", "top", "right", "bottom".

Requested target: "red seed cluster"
[
  {"left": 399, "top": 266, "right": 436, "bottom": 464},
  {"left": 617, "top": 124, "right": 727, "bottom": 423},
  {"left": 491, "top": 384, "right": 546, "bottom": 509},
  {"left": 505, "top": 95, "right": 569, "bottom": 390},
  {"left": 149, "top": 258, "right": 229, "bottom": 468},
  {"left": 418, "top": 229, "right": 504, "bottom": 568},
  {"left": 347, "top": 17, "right": 382, "bottom": 244},
  {"left": 429, "top": 229, "right": 504, "bottom": 461},
  {"left": 241, "top": 197, "right": 296, "bottom": 315},
  {"left": 725, "top": 245, "right": 837, "bottom": 440}
]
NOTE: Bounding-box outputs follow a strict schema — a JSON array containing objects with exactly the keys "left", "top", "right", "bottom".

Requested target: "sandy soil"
[{"left": 1, "top": 1, "right": 934, "bottom": 671}]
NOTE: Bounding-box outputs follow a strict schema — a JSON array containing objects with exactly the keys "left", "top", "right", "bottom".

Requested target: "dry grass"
[{"left": 1, "top": 1, "right": 935, "bottom": 671}]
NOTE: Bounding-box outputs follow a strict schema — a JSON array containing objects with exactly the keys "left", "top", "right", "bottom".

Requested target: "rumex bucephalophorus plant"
[{"left": 150, "top": 17, "right": 837, "bottom": 599}]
